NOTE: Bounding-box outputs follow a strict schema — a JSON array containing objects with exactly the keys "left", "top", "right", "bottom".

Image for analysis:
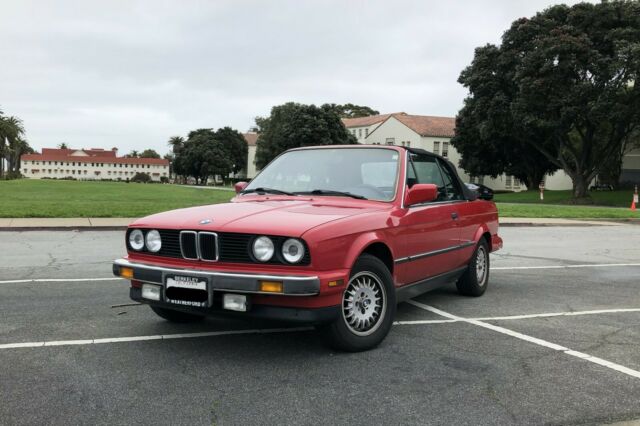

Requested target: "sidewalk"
[{"left": 0, "top": 217, "right": 629, "bottom": 229}]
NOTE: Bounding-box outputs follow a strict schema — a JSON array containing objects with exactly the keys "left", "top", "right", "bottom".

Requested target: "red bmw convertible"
[{"left": 113, "top": 145, "right": 502, "bottom": 351}]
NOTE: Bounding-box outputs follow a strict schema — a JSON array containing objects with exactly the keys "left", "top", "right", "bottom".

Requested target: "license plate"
[{"left": 164, "top": 274, "right": 209, "bottom": 307}]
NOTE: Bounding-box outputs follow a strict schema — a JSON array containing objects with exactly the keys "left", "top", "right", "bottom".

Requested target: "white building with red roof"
[
  {"left": 343, "top": 112, "right": 573, "bottom": 191},
  {"left": 21, "top": 147, "right": 169, "bottom": 182}
]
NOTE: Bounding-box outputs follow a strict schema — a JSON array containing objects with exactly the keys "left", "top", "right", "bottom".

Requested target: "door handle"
[{"left": 451, "top": 212, "right": 459, "bottom": 220}]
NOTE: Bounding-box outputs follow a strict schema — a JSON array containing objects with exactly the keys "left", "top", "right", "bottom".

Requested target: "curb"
[{"left": 0, "top": 226, "right": 128, "bottom": 231}]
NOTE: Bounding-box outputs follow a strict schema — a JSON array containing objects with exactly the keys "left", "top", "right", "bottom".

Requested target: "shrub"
[{"left": 131, "top": 172, "right": 151, "bottom": 183}]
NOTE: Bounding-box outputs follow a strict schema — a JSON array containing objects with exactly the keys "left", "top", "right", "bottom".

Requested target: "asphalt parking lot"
[{"left": 1, "top": 225, "right": 639, "bottom": 425}]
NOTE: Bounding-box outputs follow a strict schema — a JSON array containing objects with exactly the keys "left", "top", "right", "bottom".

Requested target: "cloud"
[{"left": 0, "top": 0, "right": 586, "bottom": 154}]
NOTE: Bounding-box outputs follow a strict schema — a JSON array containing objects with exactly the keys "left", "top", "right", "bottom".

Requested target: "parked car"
[
  {"left": 465, "top": 183, "right": 494, "bottom": 200},
  {"left": 113, "top": 145, "right": 503, "bottom": 351},
  {"left": 590, "top": 183, "right": 614, "bottom": 191}
]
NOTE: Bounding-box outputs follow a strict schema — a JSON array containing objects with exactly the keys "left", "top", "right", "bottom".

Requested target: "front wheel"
[
  {"left": 319, "top": 254, "right": 396, "bottom": 352},
  {"left": 456, "top": 239, "right": 490, "bottom": 297}
]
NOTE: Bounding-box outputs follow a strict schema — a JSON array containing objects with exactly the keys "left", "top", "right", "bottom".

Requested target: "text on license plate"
[{"left": 165, "top": 275, "right": 208, "bottom": 307}]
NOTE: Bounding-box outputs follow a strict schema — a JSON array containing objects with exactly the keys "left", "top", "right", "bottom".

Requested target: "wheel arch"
[
  {"left": 344, "top": 233, "right": 395, "bottom": 276},
  {"left": 472, "top": 224, "right": 492, "bottom": 251}
]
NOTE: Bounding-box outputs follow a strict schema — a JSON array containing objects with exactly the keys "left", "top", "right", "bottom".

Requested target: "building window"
[
  {"left": 505, "top": 175, "right": 512, "bottom": 188},
  {"left": 358, "top": 129, "right": 362, "bottom": 138},
  {"left": 365, "top": 128, "right": 369, "bottom": 137},
  {"left": 433, "top": 141, "right": 440, "bottom": 155},
  {"left": 406, "top": 141, "right": 411, "bottom": 147},
  {"left": 442, "top": 142, "right": 449, "bottom": 158},
  {"left": 385, "top": 138, "right": 395, "bottom": 145}
]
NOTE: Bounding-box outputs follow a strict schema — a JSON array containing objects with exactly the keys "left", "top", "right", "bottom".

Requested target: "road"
[{"left": 1, "top": 226, "right": 639, "bottom": 425}]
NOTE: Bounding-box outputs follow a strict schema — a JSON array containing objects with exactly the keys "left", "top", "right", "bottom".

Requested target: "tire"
[
  {"left": 456, "top": 239, "right": 490, "bottom": 297},
  {"left": 319, "top": 254, "right": 396, "bottom": 352},
  {"left": 150, "top": 306, "right": 206, "bottom": 323}
]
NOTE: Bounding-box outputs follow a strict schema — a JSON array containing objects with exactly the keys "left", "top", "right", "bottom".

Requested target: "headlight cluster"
[
  {"left": 252, "top": 236, "right": 306, "bottom": 264},
  {"left": 128, "top": 229, "right": 162, "bottom": 253}
]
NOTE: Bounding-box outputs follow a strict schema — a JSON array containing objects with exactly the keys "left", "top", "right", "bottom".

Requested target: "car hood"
[{"left": 130, "top": 196, "right": 388, "bottom": 237}]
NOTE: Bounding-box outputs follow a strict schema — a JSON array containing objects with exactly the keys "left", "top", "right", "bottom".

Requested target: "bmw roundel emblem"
[{"left": 199, "top": 219, "right": 212, "bottom": 225}]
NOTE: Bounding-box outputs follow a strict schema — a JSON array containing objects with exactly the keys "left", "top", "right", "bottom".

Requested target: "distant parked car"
[
  {"left": 465, "top": 183, "right": 494, "bottom": 200},
  {"left": 590, "top": 183, "right": 614, "bottom": 191},
  {"left": 113, "top": 146, "right": 503, "bottom": 351}
]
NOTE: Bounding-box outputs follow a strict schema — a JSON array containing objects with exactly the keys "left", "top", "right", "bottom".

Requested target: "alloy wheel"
[{"left": 342, "top": 271, "right": 386, "bottom": 336}]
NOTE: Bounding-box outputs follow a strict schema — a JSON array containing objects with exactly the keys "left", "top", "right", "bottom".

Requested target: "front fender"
[{"left": 310, "top": 231, "right": 395, "bottom": 272}]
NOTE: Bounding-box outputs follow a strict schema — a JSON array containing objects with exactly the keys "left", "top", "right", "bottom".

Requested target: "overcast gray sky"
[{"left": 0, "top": 0, "right": 584, "bottom": 155}]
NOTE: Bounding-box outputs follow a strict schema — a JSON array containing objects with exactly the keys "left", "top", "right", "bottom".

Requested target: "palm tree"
[
  {"left": 57, "top": 142, "right": 69, "bottom": 149},
  {"left": 0, "top": 114, "right": 25, "bottom": 177},
  {"left": 8, "top": 136, "right": 33, "bottom": 174},
  {"left": 168, "top": 136, "right": 185, "bottom": 154}
]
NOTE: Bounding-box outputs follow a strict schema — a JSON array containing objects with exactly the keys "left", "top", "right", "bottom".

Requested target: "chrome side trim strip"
[{"left": 394, "top": 241, "right": 475, "bottom": 264}]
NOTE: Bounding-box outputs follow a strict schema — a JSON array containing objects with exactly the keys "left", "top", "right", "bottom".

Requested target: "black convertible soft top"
[{"left": 402, "top": 146, "right": 478, "bottom": 201}]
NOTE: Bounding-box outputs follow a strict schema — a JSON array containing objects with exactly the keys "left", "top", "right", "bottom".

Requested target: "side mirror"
[
  {"left": 479, "top": 191, "right": 493, "bottom": 201},
  {"left": 405, "top": 184, "right": 438, "bottom": 206},
  {"left": 234, "top": 181, "right": 248, "bottom": 194}
]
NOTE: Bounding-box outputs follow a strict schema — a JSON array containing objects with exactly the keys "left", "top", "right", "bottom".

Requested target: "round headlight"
[
  {"left": 129, "top": 229, "right": 144, "bottom": 251},
  {"left": 145, "top": 229, "right": 162, "bottom": 252},
  {"left": 252, "top": 236, "right": 274, "bottom": 262},
  {"left": 282, "top": 238, "right": 305, "bottom": 263}
]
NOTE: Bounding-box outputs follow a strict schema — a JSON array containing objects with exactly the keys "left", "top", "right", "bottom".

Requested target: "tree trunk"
[
  {"left": 572, "top": 174, "right": 590, "bottom": 199},
  {"left": 525, "top": 171, "right": 545, "bottom": 191}
]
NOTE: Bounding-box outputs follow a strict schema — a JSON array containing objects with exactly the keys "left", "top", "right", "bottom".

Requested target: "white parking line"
[
  {"left": 492, "top": 263, "right": 640, "bottom": 270},
  {"left": 0, "top": 277, "right": 122, "bottom": 284},
  {"left": 471, "top": 307, "right": 640, "bottom": 321},
  {"left": 2, "top": 307, "right": 639, "bottom": 351},
  {"left": 407, "top": 300, "right": 640, "bottom": 380},
  {"left": 0, "top": 327, "right": 312, "bottom": 350}
]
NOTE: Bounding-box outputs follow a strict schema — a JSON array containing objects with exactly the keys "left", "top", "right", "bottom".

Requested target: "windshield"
[{"left": 244, "top": 148, "right": 400, "bottom": 201}]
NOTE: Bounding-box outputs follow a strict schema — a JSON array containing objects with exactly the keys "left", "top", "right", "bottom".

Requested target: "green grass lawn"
[
  {"left": 496, "top": 203, "right": 639, "bottom": 219},
  {"left": 494, "top": 189, "right": 634, "bottom": 207},
  {"left": 1, "top": 179, "right": 637, "bottom": 219},
  {"left": 0, "top": 179, "right": 234, "bottom": 218},
  {"left": 494, "top": 189, "right": 639, "bottom": 219}
]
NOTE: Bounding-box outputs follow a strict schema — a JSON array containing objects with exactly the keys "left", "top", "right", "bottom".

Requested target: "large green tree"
[
  {"left": 172, "top": 128, "right": 239, "bottom": 184},
  {"left": 254, "top": 102, "right": 357, "bottom": 169},
  {"left": 453, "top": 45, "right": 559, "bottom": 190},
  {"left": 139, "top": 149, "right": 161, "bottom": 159},
  {"left": 330, "top": 103, "right": 380, "bottom": 118},
  {"left": 455, "top": 1, "right": 640, "bottom": 198},
  {"left": 213, "top": 127, "right": 248, "bottom": 175}
]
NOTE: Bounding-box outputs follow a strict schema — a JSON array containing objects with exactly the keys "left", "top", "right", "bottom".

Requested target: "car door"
[{"left": 396, "top": 153, "right": 462, "bottom": 286}]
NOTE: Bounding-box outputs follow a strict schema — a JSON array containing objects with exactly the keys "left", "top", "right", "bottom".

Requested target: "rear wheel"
[
  {"left": 150, "top": 306, "right": 206, "bottom": 323},
  {"left": 319, "top": 254, "right": 396, "bottom": 352},
  {"left": 456, "top": 239, "right": 490, "bottom": 297}
]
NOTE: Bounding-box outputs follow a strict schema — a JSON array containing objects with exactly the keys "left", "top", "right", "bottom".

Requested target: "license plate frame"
[{"left": 163, "top": 274, "right": 211, "bottom": 308}]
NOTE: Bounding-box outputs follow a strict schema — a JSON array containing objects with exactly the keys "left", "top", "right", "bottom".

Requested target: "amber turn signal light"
[
  {"left": 259, "top": 281, "right": 283, "bottom": 293},
  {"left": 328, "top": 279, "right": 344, "bottom": 288},
  {"left": 120, "top": 267, "right": 134, "bottom": 279}
]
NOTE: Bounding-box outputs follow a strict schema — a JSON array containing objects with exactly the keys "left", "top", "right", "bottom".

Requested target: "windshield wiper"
[
  {"left": 294, "top": 189, "right": 367, "bottom": 200},
  {"left": 240, "top": 187, "right": 296, "bottom": 196}
]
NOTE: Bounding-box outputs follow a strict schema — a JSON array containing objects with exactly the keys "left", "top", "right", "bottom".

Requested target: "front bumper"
[
  {"left": 113, "top": 258, "right": 342, "bottom": 324},
  {"left": 113, "top": 258, "right": 321, "bottom": 296}
]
